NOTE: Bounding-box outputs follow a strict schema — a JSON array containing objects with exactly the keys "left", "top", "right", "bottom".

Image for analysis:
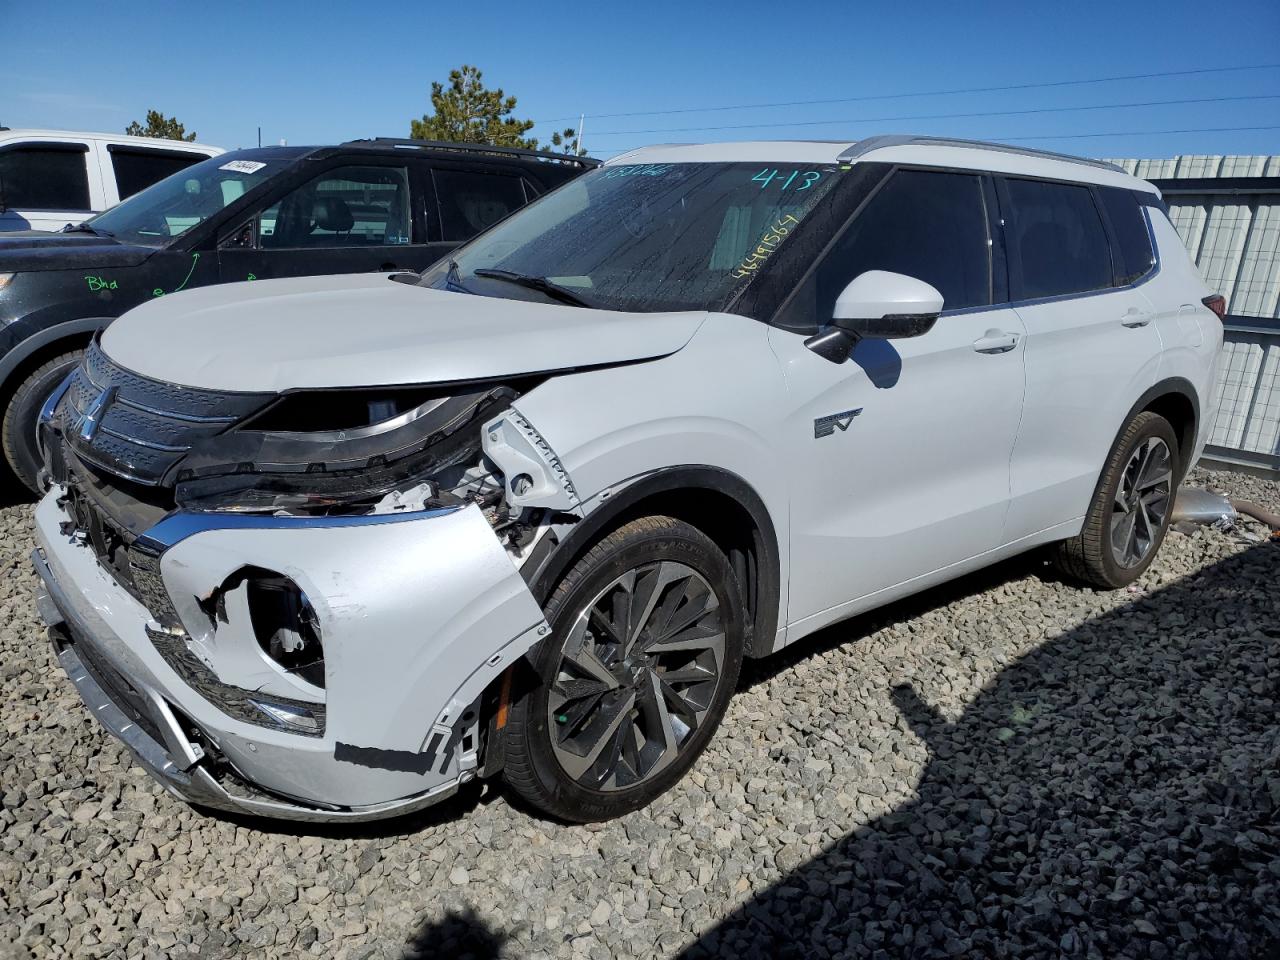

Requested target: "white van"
[{"left": 0, "top": 128, "right": 222, "bottom": 232}]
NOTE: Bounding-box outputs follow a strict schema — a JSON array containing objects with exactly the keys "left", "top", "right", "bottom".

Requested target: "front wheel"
[
  {"left": 2, "top": 350, "right": 83, "bottom": 497},
  {"left": 503, "top": 516, "right": 744, "bottom": 822},
  {"left": 1052, "top": 410, "right": 1178, "bottom": 588}
]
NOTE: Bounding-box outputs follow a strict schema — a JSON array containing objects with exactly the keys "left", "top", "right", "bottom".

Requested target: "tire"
[
  {"left": 503, "top": 516, "right": 745, "bottom": 822},
  {"left": 2, "top": 350, "right": 83, "bottom": 497},
  {"left": 1053, "top": 411, "right": 1179, "bottom": 589}
]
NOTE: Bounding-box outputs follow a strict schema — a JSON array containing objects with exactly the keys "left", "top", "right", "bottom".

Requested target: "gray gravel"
[{"left": 1, "top": 467, "right": 1277, "bottom": 959}]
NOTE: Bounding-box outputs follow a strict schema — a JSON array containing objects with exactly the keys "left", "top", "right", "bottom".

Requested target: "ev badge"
[
  {"left": 813, "top": 407, "right": 863, "bottom": 439},
  {"left": 79, "top": 386, "right": 116, "bottom": 442}
]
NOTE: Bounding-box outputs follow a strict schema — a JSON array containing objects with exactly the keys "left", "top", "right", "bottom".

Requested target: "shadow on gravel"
[
  {"left": 682, "top": 543, "right": 1280, "bottom": 960},
  {"left": 402, "top": 906, "right": 508, "bottom": 959}
]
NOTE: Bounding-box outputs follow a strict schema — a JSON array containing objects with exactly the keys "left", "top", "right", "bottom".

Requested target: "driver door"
[
  {"left": 769, "top": 168, "right": 1027, "bottom": 630},
  {"left": 217, "top": 162, "right": 433, "bottom": 282}
]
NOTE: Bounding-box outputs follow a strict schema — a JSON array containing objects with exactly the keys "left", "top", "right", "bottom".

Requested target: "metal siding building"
[{"left": 1107, "top": 155, "right": 1280, "bottom": 473}]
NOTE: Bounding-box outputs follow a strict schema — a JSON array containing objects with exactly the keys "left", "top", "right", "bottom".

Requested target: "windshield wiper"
[
  {"left": 472, "top": 268, "right": 593, "bottom": 308},
  {"left": 61, "top": 222, "right": 114, "bottom": 238}
]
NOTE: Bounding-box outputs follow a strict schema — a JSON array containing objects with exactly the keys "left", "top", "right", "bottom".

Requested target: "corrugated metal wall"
[
  {"left": 1108, "top": 155, "right": 1280, "bottom": 472},
  {"left": 1106, "top": 155, "right": 1280, "bottom": 319}
]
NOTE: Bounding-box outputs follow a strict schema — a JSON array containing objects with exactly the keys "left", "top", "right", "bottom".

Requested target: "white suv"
[
  {"left": 33, "top": 136, "right": 1222, "bottom": 823},
  {"left": 0, "top": 128, "right": 222, "bottom": 232}
]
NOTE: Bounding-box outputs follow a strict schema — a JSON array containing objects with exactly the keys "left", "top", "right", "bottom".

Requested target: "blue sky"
[{"left": 2, "top": 0, "right": 1278, "bottom": 161}]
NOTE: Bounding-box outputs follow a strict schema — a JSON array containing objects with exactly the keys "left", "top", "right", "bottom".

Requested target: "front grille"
[
  {"left": 58, "top": 339, "right": 273, "bottom": 487},
  {"left": 59, "top": 478, "right": 182, "bottom": 628}
]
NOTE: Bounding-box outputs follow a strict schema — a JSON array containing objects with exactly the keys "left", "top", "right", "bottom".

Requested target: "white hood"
[{"left": 100, "top": 273, "right": 707, "bottom": 391}]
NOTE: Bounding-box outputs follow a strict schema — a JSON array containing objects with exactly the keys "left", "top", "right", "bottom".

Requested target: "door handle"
[
  {"left": 1121, "top": 309, "right": 1154, "bottom": 328},
  {"left": 972, "top": 330, "right": 1020, "bottom": 354}
]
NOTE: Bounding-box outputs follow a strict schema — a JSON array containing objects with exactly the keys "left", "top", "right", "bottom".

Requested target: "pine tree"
[
  {"left": 125, "top": 110, "right": 197, "bottom": 142},
  {"left": 410, "top": 66, "right": 537, "bottom": 148}
]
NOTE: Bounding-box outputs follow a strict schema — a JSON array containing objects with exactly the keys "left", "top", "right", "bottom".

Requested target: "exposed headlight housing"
[{"left": 174, "top": 381, "right": 532, "bottom": 515}]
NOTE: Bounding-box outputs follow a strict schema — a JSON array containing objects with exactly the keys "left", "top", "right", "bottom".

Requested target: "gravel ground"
[{"left": 1, "top": 467, "right": 1278, "bottom": 960}]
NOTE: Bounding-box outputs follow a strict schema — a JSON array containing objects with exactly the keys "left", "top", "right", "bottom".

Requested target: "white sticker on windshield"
[{"left": 219, "top": 160, "right": 266, "bottom": 174}]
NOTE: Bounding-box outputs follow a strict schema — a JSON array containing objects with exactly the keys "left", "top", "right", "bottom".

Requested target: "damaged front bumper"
[{"left": 33, "top": 491, "right": 549, "bottom": 822}]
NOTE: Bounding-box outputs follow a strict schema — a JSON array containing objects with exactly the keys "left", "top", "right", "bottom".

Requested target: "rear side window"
[
  {"left": 1098, "top": 187, "right": 1155, "bottom": 286},
  {"left": 0, "top": 145, "right": 90, "bottom": 211},
  {"left": 433, "top": 169, "right": 527, "bottom": 242},
  {"left": 109, "top": 147, "right": 206, "bottom": 200},
  {"left": 776, "top": 168, "right": 991, "bottom": 327},
  {"left": 1003, "top": 178, "right": 1112, "bottom": 300}
]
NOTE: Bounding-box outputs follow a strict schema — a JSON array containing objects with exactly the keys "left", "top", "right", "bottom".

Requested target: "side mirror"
[{"left": 806, "top": 270, "right": 944, "bottom": 363}]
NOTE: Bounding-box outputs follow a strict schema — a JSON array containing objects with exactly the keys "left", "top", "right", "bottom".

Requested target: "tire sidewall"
[
  {"left": 514, "top": 523, "right": 745, "bottom": 821},
  {"left": 1094, "top": 414, "right": 1179, "bottom": 586},
  {"left": 3, "top": 352, "right": 82, "bottom": 495}
]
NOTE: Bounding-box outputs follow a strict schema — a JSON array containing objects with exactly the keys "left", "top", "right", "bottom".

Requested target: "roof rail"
[
  {"left": 340, "top": 137, "right": 600, "bottom": 167},
  {"left": 838, "top": 135, "right": 1126, "bottom": 174}
]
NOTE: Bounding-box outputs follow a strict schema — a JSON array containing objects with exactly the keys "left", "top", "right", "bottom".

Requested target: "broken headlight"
[{"left": 174, "top": 382, "right": 526, "bottom": 515}]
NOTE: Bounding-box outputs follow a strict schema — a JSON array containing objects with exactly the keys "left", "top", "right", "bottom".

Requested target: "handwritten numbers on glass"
[
  {"left": 751, "top": 169, "right": 821, "bottom": 191},
  {"left": 730, "top": 214, "right": 802, "bottom": 279}
]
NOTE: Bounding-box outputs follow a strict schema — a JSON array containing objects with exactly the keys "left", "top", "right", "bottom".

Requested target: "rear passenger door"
[
  {"left": 217, "top": 162, "right": 435, "bottom": 281},
  {"left": 999, "top": 176, "right": 1164, "bottom": 542},
  {"left": 770, "top": 168, "right": 1027, "bottom": 626}
]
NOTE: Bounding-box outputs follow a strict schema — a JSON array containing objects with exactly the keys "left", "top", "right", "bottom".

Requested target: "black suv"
[{"left": 0, "top": 138, "right": 597, "bottom": 493}]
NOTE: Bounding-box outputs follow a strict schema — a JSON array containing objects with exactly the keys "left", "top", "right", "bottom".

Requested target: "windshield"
[
  {"left": 420, "top": 161, "right": 843, "bottom": 313},
  {"left": 86, "top": 153, "right": 292, "bottom": 246}
]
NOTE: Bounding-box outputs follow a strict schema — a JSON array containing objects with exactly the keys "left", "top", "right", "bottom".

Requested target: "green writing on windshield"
[
  {"left": 601, "top": 164, "right": 675, "bottom": 180},
  {"left": 730, "top": 214, "right": 802, "bottom": 279},
  {"left": 85, "top": 276, "right": 118, "bottom": 292},
  {"left": 751, "top": 168, "right": 822, "bottom": 191}
]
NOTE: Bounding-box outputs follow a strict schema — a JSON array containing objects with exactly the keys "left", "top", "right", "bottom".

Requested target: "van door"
[
  {"left": 999, "top": 176, "right": 1164, "bottom": 542},
  {"left": 771, "top": 168, "right": 1026, "bottom": 630},
  {"left": 217, "top": 162, "right": 438, "bottom": 281}
]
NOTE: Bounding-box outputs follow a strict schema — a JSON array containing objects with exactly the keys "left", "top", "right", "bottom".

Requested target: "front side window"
[
  {"left": 433, "top": 169, "right": 528, "bottom": 241},
  {"left": 775, "top": 169, "right": 991, "bottom": 328},
  {"left": 110, "top": 147, "right": 206, "bottom": 201},
  {"left": 420, "top": 161, "right": 843, "bottom": 313},
  {"left": 1004, "top": 178, "right": 1112, "bottom": 300},
  {"left": 0, "top": 145, "right": 90, "bottom": 211},
  {"left": 1098, "top": 187, "right": 1155, "bottom": 286},
  {"left": 259, "top": 165, "right": 412, "bottom": 249},
  {"left": 87, "top": 152, "right": 293, "bottom": 245}
]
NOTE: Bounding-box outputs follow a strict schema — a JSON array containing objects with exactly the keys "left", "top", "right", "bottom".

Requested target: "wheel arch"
[
  {"left": 525, "top": 465, "right": 782, "bottom": 660},
  {"left": 0, "top": 318, "right": 107, "bottom": 396},
  {"left": 1124, "top": 377, "right": 1200, "bottom": 480}
]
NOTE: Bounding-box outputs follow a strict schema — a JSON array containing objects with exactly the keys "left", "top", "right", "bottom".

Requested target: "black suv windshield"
[
  {"left": 421, "top": 161, "right": 842, "bottom": 312},
  {"left": 86, "top": 153, "right": 294, "bottom": 246}
]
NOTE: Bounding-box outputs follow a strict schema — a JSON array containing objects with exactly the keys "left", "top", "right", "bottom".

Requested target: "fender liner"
[
  {"left": 0, "top": 318, "right": 109, "bottom": 387},
  {"left": 1121, "top": 377, "right": 1201, "bottom": 481},
  {"left": 524, "top": 465, "right": 782, "bottom": 658}
]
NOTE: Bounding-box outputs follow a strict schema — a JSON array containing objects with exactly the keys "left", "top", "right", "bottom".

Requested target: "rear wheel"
[
  {"left": 503, "top": 516, "right": 744, "bottom": 822},
  {"left": 1053, "top": 410, "right": 1178, "bottom": 588},
  {"left": 2, "top": 349, "right": 83, "bottom": 496}
]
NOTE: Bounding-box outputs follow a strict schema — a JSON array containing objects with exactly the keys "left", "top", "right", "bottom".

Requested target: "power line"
[
  {"left": 584, "top": 94, "right": 1280, "bottom": 137},
  {"left": 535, "top": 63, "right": 1280, "bottom": 125},
  {"left": 598, "top": 124, "right": 1280, "bottom": 156}
]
